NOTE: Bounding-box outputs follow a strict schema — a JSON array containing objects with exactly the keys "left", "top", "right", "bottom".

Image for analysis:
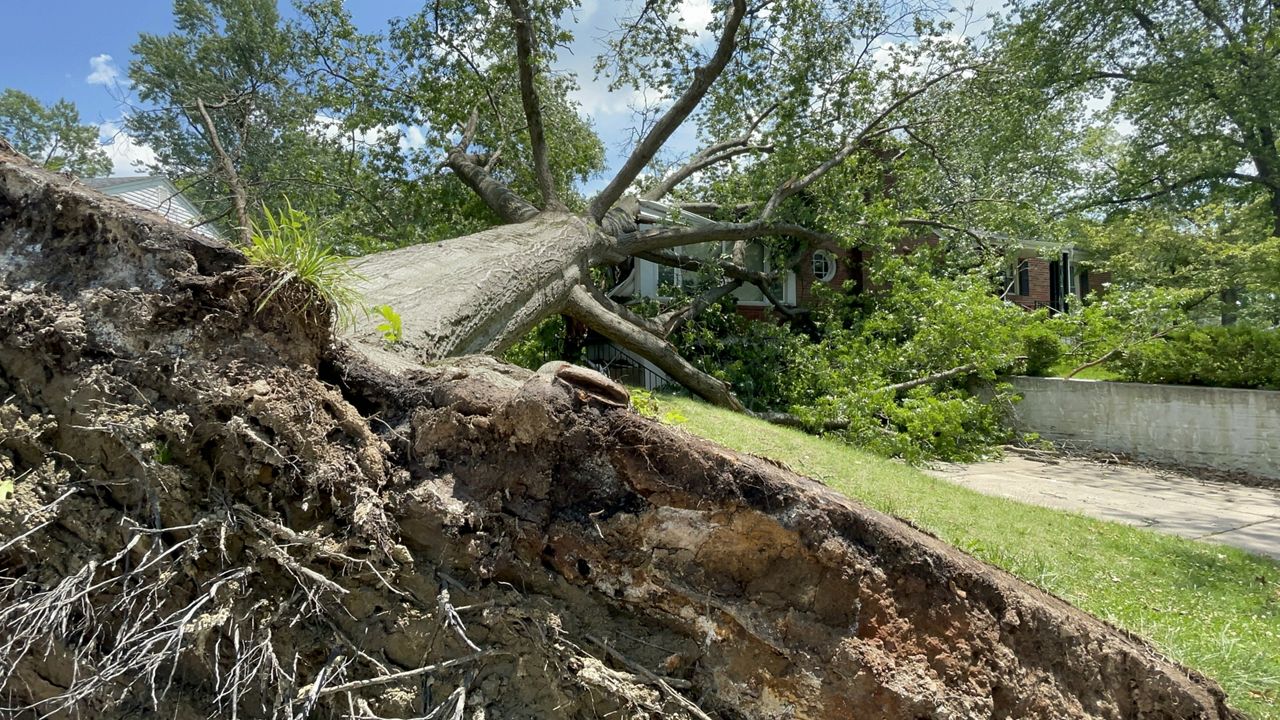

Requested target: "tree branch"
[
  {"left": 642, "top": 142, "right": 773, "bottom": 202},
  {"left": 636, "top": 248, "right": 804, "bottom": 320},
  {"left": 564, "top": 285, "right": 745, "bottom": 411},
  {"left": 193, "top": 98, "right": 251, "bottom": 245},
  {"left": 506, "top": 0, "right": 561, "bottom": 210},
  {"left": 656, "top": 280, "right": 743, "bottom": 335},
  {"left": 760, "top": 66, "right": 972, "bottom": 220},
  {"left": 641, "top": 104, "right": 778, "bottom": 201},
  {"left": 881, "top": 362, "right": 979, "bottom": 393},
  {"left": 588, "top": 0, "right": 748, "bottom": 221},
  {"left": 444, "top": 147, "right": 540, "bottom": 223},
  {"left": 619, "top": 220, "right": 835, "bottom": 254}
]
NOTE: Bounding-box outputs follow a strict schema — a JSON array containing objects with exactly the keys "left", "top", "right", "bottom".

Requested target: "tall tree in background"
[
  {"left": 1010, "top": 0, "right": 1279, "bottom": 229},
  {"left": 1006, "top": 0, "right": 1279, "bottom": 322},
  {"left": 0, "top": 89, "right": 111, "bottom": 177}
]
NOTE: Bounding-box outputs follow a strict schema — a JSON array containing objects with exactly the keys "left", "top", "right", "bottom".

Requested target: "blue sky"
[{"left": 1, "top": 1, "right": 1003, "bottom": 180}]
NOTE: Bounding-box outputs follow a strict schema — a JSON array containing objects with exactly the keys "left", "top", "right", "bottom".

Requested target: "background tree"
[
  {"left": 0, "top": 89, "right": 111, "bottom": 177},
  {"left": 1006, "top": 0, "right": 1280, "bottom": 322},
  {"left": 1008, "top": 0, "right": 1280, "bottom": 229}
]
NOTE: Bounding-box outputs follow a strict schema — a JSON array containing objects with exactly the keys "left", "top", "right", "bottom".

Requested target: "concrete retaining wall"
[{"left": 1007, "top": 377, "right": 1280, "bottom": 479}]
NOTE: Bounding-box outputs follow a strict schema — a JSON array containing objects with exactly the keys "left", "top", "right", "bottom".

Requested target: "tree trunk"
[
  {"left": 349, "top": 211, "right": 748, "bottom": 412},
  {"left": 1219, "top": 286, "right": 1239, "bottom": 326},
  {"left": 350, "top": 213, "right": 609, "bottom": 358}
]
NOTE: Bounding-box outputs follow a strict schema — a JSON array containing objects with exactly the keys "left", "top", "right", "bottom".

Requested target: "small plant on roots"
[
  {"left": 371, "top": 304, "right": 403, "bottom": 344},
  {"left": 243, "top": 199, "right": 363, "bottom": 328}
]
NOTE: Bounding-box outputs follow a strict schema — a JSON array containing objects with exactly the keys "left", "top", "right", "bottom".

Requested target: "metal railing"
[{"left": 585, "top": 343, "right": 673, "bottom": 390}]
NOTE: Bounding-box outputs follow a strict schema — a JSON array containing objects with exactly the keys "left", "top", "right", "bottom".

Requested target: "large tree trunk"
[
  {"left": 350, "top": 213, "right": 609, "bottom": 358},
  {"left": 348, "top": 211, "right": 749, "bottom": 410}
]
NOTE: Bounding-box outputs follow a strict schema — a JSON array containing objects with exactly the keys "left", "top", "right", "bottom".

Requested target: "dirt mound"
[{"left": 0, "top": 150, "right": 1241, "bottom": 719}]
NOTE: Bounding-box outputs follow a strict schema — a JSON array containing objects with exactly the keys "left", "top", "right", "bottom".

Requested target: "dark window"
[
  {"left": 1017, "top": 260, "right": 1030, "bottom": 296},
  {"left": 1079, "top": 269, "right": 1090, "bottom": 297}
]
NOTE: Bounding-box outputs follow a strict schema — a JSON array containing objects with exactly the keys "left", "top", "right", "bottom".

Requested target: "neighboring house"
[
  {"left": 86, "top": 176, "right": 223, "bottom": 241},
  {"left": 1000, "top": 240, "right": 1111, "bottom": 314}
]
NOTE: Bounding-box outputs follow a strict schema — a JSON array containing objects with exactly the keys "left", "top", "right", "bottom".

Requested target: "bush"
[
  {"left": 1018, "top": 321, "right": 1064, "bottom": 376},
  {"left": 1113, "top": 326, "right": 1280, "bottom": 389}
]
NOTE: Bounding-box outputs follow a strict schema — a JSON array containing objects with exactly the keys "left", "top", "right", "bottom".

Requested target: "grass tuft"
[
  {"left": 653, "top": 391, "right": 1280, "bottom": 719},
  {"left": 243, "top": 199, "right": 363, "bottom": 328}
]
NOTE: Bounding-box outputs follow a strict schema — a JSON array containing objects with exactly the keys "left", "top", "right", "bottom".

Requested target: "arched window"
[{"left": 811, "top": 250, "right": 836, "bottom": 283}]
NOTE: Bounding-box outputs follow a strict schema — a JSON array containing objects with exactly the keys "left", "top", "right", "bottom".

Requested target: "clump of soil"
[{"left": 0, "top": 147, "right": 1243, "bottom": 719}]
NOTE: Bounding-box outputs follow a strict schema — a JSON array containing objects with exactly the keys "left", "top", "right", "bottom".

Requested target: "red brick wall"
[
  {"left": 796, "top": 242, "right": 859, "bottom": 306},
  {"left": 1004, "top": 255, "right": 1051, "bottom": 309},
  {"left": 1083, "top": 270, "right": 1111, "bottom": 298}
]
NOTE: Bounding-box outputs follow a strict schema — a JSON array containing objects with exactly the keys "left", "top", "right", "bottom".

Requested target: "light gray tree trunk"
[{"left": 349, "top": 214, "right": 609, "bottom": 358}]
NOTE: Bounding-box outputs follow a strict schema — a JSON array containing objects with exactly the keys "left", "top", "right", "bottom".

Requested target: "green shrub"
[
  {"left": 1113, "top": 326, "right": 1280, "bottom": 389},
  {"left": 1019, "top": 321, "right": 1063, "bottom": 376}
]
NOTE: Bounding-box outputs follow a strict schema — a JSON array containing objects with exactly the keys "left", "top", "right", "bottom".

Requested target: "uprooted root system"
[{"left": 0, "top": 149, "right": 1242, "bottom": 719}]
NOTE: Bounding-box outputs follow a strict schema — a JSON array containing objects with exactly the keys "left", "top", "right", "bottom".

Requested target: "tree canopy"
[{"left": 0, "top": 89, "right": 110, "bottom": 177}]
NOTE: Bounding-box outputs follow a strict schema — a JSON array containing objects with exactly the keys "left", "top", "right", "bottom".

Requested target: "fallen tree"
[
  {"left": 132, "top": 0, "right": 1013, "bottom": 416},
  {"left": 0, "top": 135, "right": 1244, "bottom": 718}
]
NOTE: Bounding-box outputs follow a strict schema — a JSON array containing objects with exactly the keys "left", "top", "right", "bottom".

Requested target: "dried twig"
[{"left": 306, "top": 651, "right": 495, "bottom": 699}]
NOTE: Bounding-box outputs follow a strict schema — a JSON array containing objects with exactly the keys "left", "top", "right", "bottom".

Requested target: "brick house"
[{"left": 999, "top": 241, "right": 1111, "bottom": 314}]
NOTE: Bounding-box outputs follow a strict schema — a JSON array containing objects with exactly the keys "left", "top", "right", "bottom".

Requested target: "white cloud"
[
  {"left": 674, "top": 0, "right": 714, "bottom": 38},
  {"left": 311, "top": 113, "right": 431, "bottom": 152},
  {"left": 86, "top": 54, "right": 122, "bottom": 86},
  {"left": 99, "top": 122, "right": 158, "bottom": 176},
  {"left": 400, "top": 125, "right": 428, "bottom": 151}
]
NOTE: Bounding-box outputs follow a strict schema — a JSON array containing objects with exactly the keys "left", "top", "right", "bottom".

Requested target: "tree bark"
[
  {"left": 350, "top": 213, "right": 606, "bottom": 358},
  {"left": 194, "top": 98, "right": 251, "bottom": 245}
]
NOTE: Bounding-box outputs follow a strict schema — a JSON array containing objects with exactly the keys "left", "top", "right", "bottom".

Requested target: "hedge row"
[{"left": 1112, "top": 326, "right": 1280, "bottom": 390}]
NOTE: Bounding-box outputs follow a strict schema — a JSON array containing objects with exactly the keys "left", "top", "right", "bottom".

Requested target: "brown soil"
[{"left": 0, "top": 148, "right": 1243, "bottom": 719}]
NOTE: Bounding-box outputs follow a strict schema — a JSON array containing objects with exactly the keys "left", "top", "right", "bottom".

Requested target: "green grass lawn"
[{"left": 652, "top": 392, "right": 1280, "bottom": 719}]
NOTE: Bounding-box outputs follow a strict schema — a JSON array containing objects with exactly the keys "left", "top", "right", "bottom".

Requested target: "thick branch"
[
  {"left": 564, "top": 285, "right": 745, "bottom": 412},
  {"left": 619, "top": 220, "right": 834, "bottom": 255},
  {"left": 194, "top": 98, "right": 251, "bottom": 245},
  {"left": 589, "top": 0, "right": 748, "bottom": 221},
  {"left": 445, "top": 148, "right": 539, "bottom": 223},
  {"left": 506, "top": 0, "right": 561, "bottom": 210}
]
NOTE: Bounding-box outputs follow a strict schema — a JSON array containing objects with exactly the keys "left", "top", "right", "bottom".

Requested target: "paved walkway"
[{"left": 926, "top": 454, "right": 1280, "bottom": 560}]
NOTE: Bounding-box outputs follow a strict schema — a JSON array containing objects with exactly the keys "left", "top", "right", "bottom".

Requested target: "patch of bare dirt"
[{"left": 0, "top": 148, "right": 1243, "bottom": 718}]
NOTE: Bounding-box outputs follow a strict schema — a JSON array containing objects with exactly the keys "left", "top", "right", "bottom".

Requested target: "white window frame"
[{"left": 811, "top": 249, "right": 837, "bottom": 283}]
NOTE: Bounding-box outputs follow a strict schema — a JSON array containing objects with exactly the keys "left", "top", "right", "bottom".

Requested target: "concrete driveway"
[{"left": 926, "top": 454, "right": 1280, "bottom": 560}]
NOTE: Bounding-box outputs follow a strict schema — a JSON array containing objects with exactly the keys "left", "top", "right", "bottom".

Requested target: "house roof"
[
  {"left": 85, "top": 175, "right": 223, "bottom": 240},
  {"left": 84, "top": 176, "right": 156, "bottom": 190}
]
